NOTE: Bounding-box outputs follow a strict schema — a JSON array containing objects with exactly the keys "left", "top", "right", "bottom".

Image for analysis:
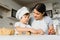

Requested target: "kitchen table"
[{"left": 0, "top": 35, "right": 60, "bottom": 40}]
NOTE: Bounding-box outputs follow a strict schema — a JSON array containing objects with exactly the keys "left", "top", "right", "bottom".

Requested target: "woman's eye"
[
  {"left": 34, "top": 13, "right": 39, "bottom": 15},
  {"left": 33, "top": 12, "right": 39, "bottom": 15}
]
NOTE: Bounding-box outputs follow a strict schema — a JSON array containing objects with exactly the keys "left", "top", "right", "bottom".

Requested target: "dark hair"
[
  {"left": 24, "top": 13, "right": 30, "bottom": 15},
  {"left": 32, "top": 3, "right": 47, "bottom": 16},
  {"left": 21, "top": 13, "right": 30, "bottom": 19}
]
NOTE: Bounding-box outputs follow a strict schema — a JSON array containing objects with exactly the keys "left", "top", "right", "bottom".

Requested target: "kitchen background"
[{"left": 0, "top": 0, "right": 60, "bottom": 33}]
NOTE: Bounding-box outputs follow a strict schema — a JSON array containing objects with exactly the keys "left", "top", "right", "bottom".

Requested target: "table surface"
[{"left": 0, "top": 35, "right": 60, "bottom": 40}]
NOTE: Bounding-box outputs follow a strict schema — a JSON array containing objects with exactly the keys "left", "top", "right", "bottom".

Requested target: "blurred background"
[{"left": 0, "top": 0, "right": 60, "bottom": 34}]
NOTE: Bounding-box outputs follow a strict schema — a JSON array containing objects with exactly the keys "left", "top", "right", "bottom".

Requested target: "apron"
[{"left": 32, "top": 18, "right": 48, "bottom": 34}]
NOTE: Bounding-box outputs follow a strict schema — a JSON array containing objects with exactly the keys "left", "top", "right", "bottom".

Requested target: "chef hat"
[{"left": 16, "top": 7, "right": 29, "bottom": 20}]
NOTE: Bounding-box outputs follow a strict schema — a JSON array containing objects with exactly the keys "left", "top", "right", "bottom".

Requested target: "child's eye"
[
  {"left": 23, "top": 15, "right": 26, "bottom": 18},
  {"left": 27, "top": 16, "right": 29, "bottom": 18},
  {"left": 24, "top": 15, "right": 30, "bottom": 18},
  {"left": 25, "top": 17, "right": 26, "bottom": 18}
]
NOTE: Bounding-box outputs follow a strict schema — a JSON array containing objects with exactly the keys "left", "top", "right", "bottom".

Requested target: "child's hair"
[
  {"left": 24, "top": 13, "right": 30, "bottom": 15},
  {"left": 20, "top": 13, "right": 30, "bottom": 19}
]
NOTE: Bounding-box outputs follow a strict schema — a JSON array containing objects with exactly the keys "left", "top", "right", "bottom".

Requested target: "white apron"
[{"left": 32, "top": 18, "right": 48, "bottom": 34}]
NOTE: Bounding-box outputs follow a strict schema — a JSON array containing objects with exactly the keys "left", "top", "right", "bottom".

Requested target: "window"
[
  {"left": 46, "top": 10, "right": 53, "bottom": 18},
  {"left": 11, "top": 9, "right": 17, "bottom": 18}
]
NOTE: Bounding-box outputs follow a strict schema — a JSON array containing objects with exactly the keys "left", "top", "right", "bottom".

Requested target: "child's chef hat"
[{"left": 16, "top": 7, "right": 29, "bottom": 20}]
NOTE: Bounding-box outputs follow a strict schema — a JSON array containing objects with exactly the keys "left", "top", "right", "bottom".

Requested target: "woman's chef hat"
[{"left": 16, "top": 7, "right": 29, "bottom": 20}]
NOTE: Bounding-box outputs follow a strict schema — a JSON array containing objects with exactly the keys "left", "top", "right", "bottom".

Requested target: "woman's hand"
[
  {"left": 30, "top": 28, "right": 44, "bottom": 35},
  {"left": 48, "top": 25, "right": 56, "bottom": 35},
  {"left": 48, "top": 28, "right": 55, "bottom": 35},
  {"left": 37, "top": 29, "right": 45, "bottom": 35},
  {"left": 29, "top": 28, "right": 38, "bottom": 34}
]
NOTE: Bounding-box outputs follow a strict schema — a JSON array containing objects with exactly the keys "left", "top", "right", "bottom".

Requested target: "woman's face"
[
  {"left": 33, "top": 9, "right": 44, "bottom": 20},
  {"left": 20, "top": 15, "right": 30, "bottom": 24}
]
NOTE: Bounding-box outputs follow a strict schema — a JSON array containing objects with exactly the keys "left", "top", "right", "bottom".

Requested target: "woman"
[{"left": 30, "top": 3, "right": 55, "bottom": 35}]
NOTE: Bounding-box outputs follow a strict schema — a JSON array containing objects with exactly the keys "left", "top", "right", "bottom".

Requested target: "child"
[{"left": 14, "top": 7, "right": 31, "bottom": 35}]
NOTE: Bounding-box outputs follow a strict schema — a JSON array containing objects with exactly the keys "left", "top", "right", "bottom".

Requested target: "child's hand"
[
  {"left": 17, "top": 30, "right": 23, "bottom": 35},
  {"left": 26, "top": 31, "right": 31, "bottom": 35}
]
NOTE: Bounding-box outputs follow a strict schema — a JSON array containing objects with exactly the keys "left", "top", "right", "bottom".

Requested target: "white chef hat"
[{"left": 16, "top": 7, "right": 29, "bottom": 20}]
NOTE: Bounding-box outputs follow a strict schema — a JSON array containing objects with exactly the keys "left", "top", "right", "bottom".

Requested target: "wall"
[
  {"left": 45, "top": 3, "right": 53, "bottom": 10},
  {"left": 26, "top": 3, "right": 53, "bottom": 11},
  {"left": 0, "top": 0, "right": 21, "bottom": 28},
  {"left": 0, "top": 0, "right": 22, "bottom": 17},
  {"left": 0, "top": 0, "right": 21, "bottom": 10}
]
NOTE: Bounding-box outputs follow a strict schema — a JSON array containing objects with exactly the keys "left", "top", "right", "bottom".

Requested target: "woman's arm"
[
  {"left": 29, "top": 28, "right": 38, "bottom": 34},
  {"left": 36, "top": 29, "right": 45, "bottom": 35},
  {"left": 30, "top": 28, "right": 45, "bottom": 35}
]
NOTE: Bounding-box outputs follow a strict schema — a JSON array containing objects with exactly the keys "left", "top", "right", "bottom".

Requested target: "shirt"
[
  {"left": 30, "top": 16, "right": 53, "bottom": 34},
  {"left": 14, "top": 22, "right": 31, "bottom": 34}
]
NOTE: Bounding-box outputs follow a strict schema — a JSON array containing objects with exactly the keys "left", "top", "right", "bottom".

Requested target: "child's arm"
[
  {"left": 15, "top": 26, "right": 31, "bottom": 32},
  {"left": 15, "top": 26, "right": 45, "bottom": 35},
  {"left": 15, "top": 26, "right": 38, "bottom": 34}
]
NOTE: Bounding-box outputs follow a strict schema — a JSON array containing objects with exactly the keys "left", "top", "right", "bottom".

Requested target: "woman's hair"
[{"left": 32, "top": 3, "right": 47, "bottom": 16}]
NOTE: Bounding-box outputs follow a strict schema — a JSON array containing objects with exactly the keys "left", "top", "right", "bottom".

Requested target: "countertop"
[{"left": 0, "top": 35, "right": 60, "bottom": 40}]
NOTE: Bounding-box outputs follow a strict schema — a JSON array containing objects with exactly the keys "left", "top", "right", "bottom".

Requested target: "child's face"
[{"left": 20, "top": 15, "right": 30, "bottom": 24}]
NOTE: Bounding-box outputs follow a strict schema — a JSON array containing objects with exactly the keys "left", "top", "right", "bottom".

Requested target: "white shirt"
[
  {"left": 14, "top": 22, "right": 31, "bottom": 34},
  {"left": 30, "top": 16, "right": 53, "bottom": 34}
]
